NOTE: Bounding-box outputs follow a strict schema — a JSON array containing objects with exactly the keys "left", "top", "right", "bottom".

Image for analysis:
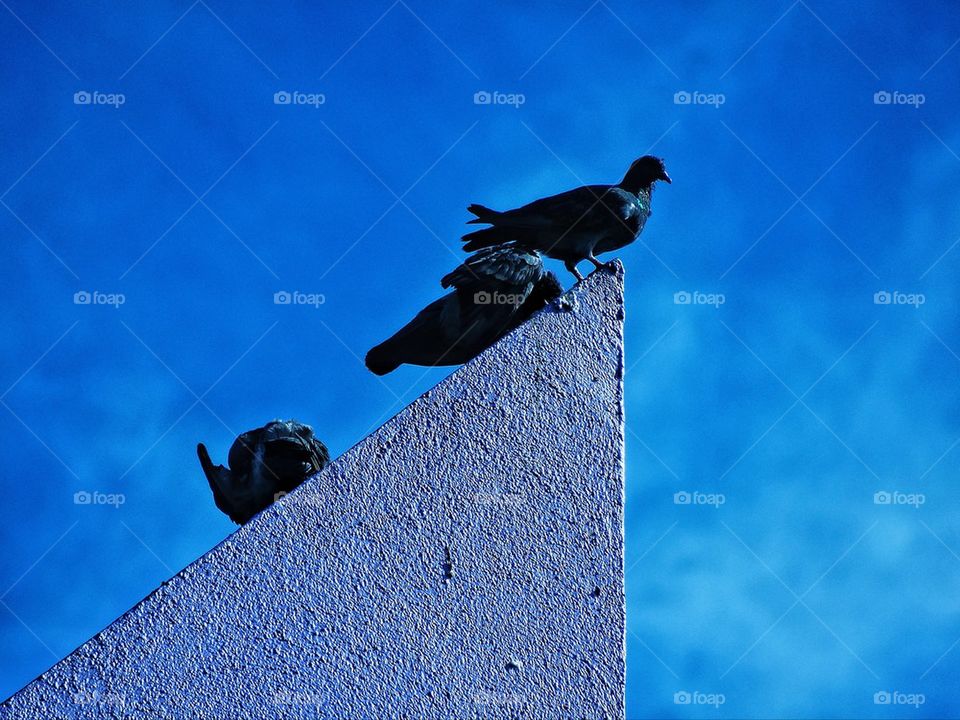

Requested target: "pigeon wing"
[
  {"left": 287, "top": 421, "right": 330, "bottom": 471},
  {"left": 260, "top": 421, "right": 331, "bottom": 490},
  {"left": 481, "top": 185, "right": 617, "bottom": 232},
  {"left": 440, "top": 245, "right": 544, "bottom": 296},
  {"left": 227, "top": 428, "right": 261, "bottom": 477}
]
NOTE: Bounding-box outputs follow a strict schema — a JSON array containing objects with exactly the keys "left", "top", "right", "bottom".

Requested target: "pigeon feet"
[
  {"left": 585, "top": 256, "right": 618, "bottom": 276},
  {"left": 586, "top": 254, "right": 605, "bottom": 270},
  {"left": 565, "top": 260, "right": 585, "bottom": 281}
]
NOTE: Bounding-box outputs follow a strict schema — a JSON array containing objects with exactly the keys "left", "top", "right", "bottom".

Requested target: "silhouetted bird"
[
  {"left": 463, "top": 155, "right": 671, "bottom": 280},
  {"left": 365, "top": 245, "right": 562, "bottom": 375},
  {"left": 196, "top": 419, "right": 329, "bottom": 524}
]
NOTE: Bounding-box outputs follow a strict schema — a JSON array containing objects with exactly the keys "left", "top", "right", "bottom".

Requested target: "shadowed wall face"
[{"left": 0, "top": 268, "right": 625, "bottom": 719}]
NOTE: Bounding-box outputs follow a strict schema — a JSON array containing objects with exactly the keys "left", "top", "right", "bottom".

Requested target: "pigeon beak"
[{"left": 660, "top": 170, "right": 672, "bottom": 184}]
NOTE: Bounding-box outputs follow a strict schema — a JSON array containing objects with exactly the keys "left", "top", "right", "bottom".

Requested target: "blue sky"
[{"left": 2, "top": 0, "right": 959, "bottom": 717}]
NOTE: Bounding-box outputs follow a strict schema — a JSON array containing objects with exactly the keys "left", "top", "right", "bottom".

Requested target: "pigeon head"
[
  {"left": 525, "top": 271, "right": 563, "bottom": 311},
  {"left": 621, "top": 155, "right": 671, "bottom": 193},
  {"left": 197, "top": 419, "right": 329, "bottom": 524},
  {"left": 511, "top": 271, "right": 563, "bottom": 330},
  {"left": 535, "top": 272, "right": 563, "bottom": 302}
]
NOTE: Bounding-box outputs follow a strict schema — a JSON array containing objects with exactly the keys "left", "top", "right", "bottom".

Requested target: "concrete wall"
[{"left": 1, "top": 264, "right": 625, "bottom": 720}]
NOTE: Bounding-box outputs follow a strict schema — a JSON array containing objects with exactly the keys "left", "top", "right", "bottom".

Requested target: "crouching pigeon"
[
  {"left": 463, "top": 155, "right": 671, "bottom": 280},
  {"left": 196, "top": 419, "right": 329, "bottom": 524},
  {"left": 365, "top": 244, "right": 562, "bottom": 375}
]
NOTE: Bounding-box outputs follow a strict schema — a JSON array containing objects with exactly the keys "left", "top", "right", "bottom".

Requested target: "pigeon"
[
  {"left": 196, "top": 419, "right": 330, "bottom": 524},
  {"left": 462, "top": 155, "right": 671, "bottom": 280},
  {"left": 365, "top": 244, "right": 562, "bottom": 375}
]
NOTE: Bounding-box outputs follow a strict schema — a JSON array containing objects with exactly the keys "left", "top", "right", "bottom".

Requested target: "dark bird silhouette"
[
  {"left": 365, "top": 244, "right": 562, "bottom": 375},
  {"left": 196, "top": 419, "right": 329, "bottom": 524},
  {"left": 463, "top": 155, "right": 671, "bottom": 280}
]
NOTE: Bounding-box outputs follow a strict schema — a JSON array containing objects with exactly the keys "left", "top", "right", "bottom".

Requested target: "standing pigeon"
[
  {"left": 196, "top": 419, "right": 329, "bottom": 524},
  {"left": 462, "top": 155, "right": 671, "bottom": 280},
  {"left": 365, "top": 244, "right": 562, "bottom": 375}
]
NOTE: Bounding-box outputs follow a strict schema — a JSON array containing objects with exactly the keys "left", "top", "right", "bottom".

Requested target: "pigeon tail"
[
  {"left": 196, "top": 443, "right": 239, "bottom": 522},
  {"left": 463, "top": 204, "right": 529, "bottom": 250},
  {"left": 365, "top": 342, "right": 402, "bottom": 376},
  {"left": 462, "top": 225, "right": 515, "bottom": 251},
  {"left": 466, "top": 203, "right": 501, "bottom": 224}
]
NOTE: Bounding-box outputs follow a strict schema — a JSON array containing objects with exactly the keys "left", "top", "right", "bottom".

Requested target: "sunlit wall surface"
[{"left": 1, "top": 2, "right": 958, "bottom": 717}]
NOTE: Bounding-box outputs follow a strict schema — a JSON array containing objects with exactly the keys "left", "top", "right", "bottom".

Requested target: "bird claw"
[
  {"left": 565, "top": 262, "right": 585, "bottom": 281},
  {"left": 587, "top": 259, "right": 617, "bottom": 275}
]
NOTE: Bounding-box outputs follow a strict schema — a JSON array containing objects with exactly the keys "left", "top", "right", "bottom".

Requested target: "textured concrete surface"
[{"left": 1, "top": 264, "right": 625, "bottom": 720}]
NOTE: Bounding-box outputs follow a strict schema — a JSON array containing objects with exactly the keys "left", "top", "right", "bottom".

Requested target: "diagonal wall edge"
[{"left": 1, "top": 263, "right": 626, "bottom": 720}]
